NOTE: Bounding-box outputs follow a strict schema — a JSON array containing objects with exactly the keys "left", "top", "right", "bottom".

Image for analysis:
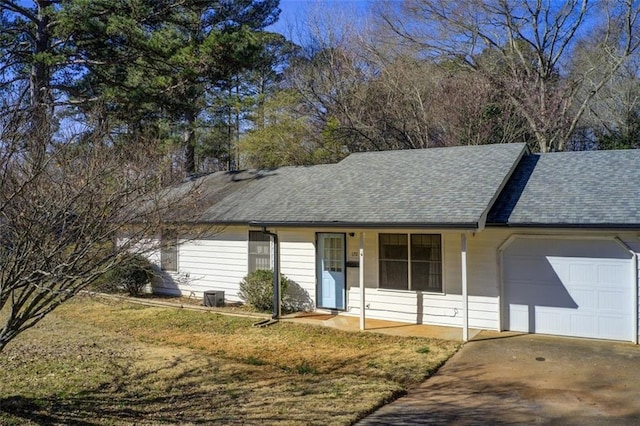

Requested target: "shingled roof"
[
  {"left": 487, "top": 149, "right": 640, "bottom": 227},
  {"left": 173, "top": 143, "right": 527, "bottom": 228}
]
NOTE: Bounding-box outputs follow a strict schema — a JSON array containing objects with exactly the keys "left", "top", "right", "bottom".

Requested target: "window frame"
[
  {"left": 378, "top": 233, "right": 443, "bottom": 293},
  {"left": 248, "top": 230, "right": 272, "bottom": 273},
  {"left": 160, "top": 230, "right": 178, "bottom": 272}
]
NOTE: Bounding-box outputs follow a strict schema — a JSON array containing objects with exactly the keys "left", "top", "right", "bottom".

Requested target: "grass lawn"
[{"left": 0, "top": 294, "right": 460, "bottom": 425}]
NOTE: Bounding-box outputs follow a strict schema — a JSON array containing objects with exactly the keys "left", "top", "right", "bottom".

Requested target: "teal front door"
[{"left": 317, "top": 233, "right": 346, "bottom": 310}]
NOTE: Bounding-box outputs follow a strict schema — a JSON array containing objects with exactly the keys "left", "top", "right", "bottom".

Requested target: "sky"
[{"left": 267, "top": 0, "right": 374, "bottom": 43}]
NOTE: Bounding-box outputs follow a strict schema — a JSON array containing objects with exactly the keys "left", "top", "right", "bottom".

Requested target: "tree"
[
  {"left": 282, "top": 3, "right": 531, "bottom": 156},
  {"left": 1, "top": 1, "right": 282, "bottom": 174},
  {"left": 238, "top": 90, "right": 318, "bottom": 168},
  {"left": 382, "top": 0, "right": 640, "bottom": 152},
  {"left": 0, "top": 108, "right": 208, "bottom": 353},
  {"left": 572, "top": 34, "right": 640, "bottom": 149},
  {"left": 0, "top": 0, "right": 60, "bottom": 153}
]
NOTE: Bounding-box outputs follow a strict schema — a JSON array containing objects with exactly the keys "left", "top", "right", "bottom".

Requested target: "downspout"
[
  {"left": 461, "top": 233, "right": 469, "bottom": 342},
  {"left": 262, "top": 227, "right": 281, "bottom": 320},
  {"left": 359, "top": 232, "right": 365, "bottom": 331}
]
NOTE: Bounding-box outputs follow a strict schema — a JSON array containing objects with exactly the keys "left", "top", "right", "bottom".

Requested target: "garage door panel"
[
  {"left": 506, "top": 238, "right": 632, "bottom": 259},
  {"left": 567, "top": 263, "right": 597, "bottom": 284},
  {"left": 569, "top": 314, "right": 597, "bottom": 337},
  {"left": 503, "top": 238, "right": 634, "bottom": 341},
  {"left": 598, "top": 264, "right": 628, "bottom": 284},
  {"left": 599, "top": 290, "right": 628, "bottom": 311},
  {"left": 503, "top": 256, "right": 559, "bottom": 282},
  {"left": 570, "top": 288, "right": 597, "bottom": 309},
  {"left": 598, "top": 316, "right": 630, "bottom": 340},
  {"left": 535, "top": 308, "right": 568, "bottom": 335}
]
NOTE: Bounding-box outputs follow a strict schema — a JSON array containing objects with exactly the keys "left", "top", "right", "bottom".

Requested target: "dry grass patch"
[{"left": 0, "top": 295, "right": 459, "bottom": 425}]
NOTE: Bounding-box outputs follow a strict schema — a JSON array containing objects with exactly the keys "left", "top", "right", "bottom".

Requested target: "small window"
[
  {"left": 379, "top": 233, "right": 442, "bottom": 292},
  {"left": 249, "top": 231, "right": 271, "bottom": 272},
  {"left": 160, "top": 231, "right": 178, "bottom": 272}
]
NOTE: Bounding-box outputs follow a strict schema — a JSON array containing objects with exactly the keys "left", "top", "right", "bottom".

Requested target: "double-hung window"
[
  {"left": 248, "top": 231, "right": 271, "bottom": 272},
  {"left": 160, "top": 231, "right": 178, "bottom": 272},
  {"left": 379, "top": 233, "right": 442, "bottom": 292}
]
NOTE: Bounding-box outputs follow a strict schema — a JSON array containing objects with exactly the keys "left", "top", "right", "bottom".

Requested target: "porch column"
[
  {"left": 359, "top": 232, "right": 366, "bottom": 330},
  {"left": 461, "top": 233, "right": 469, "bottom": 342}
]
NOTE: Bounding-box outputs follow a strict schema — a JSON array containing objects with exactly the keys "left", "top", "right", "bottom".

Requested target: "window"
[
  {"left": 410, "top": 234, "right": 442, "bottom": 292},
  {"left": 249, "top": 231, "right": 271, "bottom": 272},
  {"left": 379, "top": 233, "right": 442, "bottom": 292},
  {"left": 160, "top": 231, "right": 178, "bottom": 272}
]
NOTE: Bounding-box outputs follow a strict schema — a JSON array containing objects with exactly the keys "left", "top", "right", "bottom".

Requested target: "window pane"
[
  {"left": 379, "top": 234, "right": 408, "bottom": 289},
  {"left": 249, "top": 231, "right": 271, "bottom": 273},
  {"left": 379, "top": 234, "right": 408, "bottom": 260},
  {"left": 411, "top": 234, "right": 442, "bottom": 292},
  {"left": 379, "top": 260, "right": 408, "bottom": 290},
  {"left": 161, "top": 231, "right": 178, "bottom": 272},
  {"left": 412, "top": 261, "right": 442, "bottom": 292},
  {"left": 411, "top": 234, "right": 441, "bottom": 261}
]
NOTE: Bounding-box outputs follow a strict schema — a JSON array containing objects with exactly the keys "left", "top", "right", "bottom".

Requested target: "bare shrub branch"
[{"left": 0, "top": 109, "right": 214, "bottom": 352}]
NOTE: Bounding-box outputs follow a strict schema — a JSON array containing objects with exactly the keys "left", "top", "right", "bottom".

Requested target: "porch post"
[
  {"left": 359, "top": 232, "right": 366, "bottom": 330},
  {"left": 461, "top": 233, "right": 469, "bottom": 342}
]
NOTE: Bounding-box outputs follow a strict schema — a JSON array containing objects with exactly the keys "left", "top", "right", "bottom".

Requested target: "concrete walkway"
[{"left": 358, "top": 333, "right": 640, "bottom": 425}]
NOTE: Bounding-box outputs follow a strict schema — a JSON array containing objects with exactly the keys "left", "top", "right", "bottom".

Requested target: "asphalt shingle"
[
  {"left": 178, "top": 143, "right": 527, "bottom": 228},
  {"left": 487, "top": 149, "right": 640, "bottom": 227}
]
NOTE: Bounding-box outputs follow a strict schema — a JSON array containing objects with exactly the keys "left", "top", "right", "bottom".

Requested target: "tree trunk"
[
  {"left": 183, "top": 109, "right": 196, "bottom": 174},
  {"left": 29, "top": 0, "right": 54, "bottom": 161}
]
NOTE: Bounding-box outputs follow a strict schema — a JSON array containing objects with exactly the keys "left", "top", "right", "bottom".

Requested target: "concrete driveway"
[{"left": 358, "top": 333, "right": 640, "bottom": 425}]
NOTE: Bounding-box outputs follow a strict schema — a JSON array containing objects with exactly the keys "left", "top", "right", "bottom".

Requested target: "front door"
[{"left": 317, "top": 233, "right": 346, "bottom": 310}]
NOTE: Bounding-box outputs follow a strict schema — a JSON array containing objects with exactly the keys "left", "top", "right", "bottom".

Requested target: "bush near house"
[
  {"left": 93, "top": 254, "right": 154, "bottom": 297},
  {"left": 238, "top": 269, "right": 292, "bottom": 312}
]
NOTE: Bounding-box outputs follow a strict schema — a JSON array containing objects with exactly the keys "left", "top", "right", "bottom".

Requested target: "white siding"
[
  {"left": 346, "top": 288, "right": 498, "bottom": 329},
  {"left": 143, "top": 224, "right": 639, "bottom": 340},
  {"left": 344, "top": 229, "right": 500, "bottom": 330},
  {"left": 278, "top": 229, "right": 317, "bottom": 305},
  {"left": 344, "top": 229, "right": 640, "bottom": 336},
  {"left": 151, "top": 226, "right": 248, "bottom": 302}
]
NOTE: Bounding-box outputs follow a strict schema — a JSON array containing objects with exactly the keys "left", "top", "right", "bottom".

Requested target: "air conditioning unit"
[{"left": 203, "top": 290, "right": 224, "bottom": 307}]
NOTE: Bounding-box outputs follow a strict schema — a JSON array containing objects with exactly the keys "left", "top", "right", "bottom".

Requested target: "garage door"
[{"left": 502, "top": 238, "right": 634, "bottom": 341}]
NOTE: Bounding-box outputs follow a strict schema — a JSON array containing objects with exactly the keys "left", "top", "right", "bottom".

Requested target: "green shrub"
[
  {"left": 238, "top": 269, "right": 291, "bottom": 312},
  {"left": 96, "top": 254, "right": 154, "bottom": 297}
]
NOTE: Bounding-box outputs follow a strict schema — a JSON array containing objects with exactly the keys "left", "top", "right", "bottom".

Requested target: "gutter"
[
  {"left": 249, "top": 221, "right": 479, "bottom": 230},
  {"left": 486, "top": 222, "right": 640, "bottom": 230}
]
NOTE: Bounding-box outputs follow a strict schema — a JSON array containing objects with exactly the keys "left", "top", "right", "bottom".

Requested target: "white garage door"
[{"left": 503, "top": 238, "right": 634, "bottom": 341}]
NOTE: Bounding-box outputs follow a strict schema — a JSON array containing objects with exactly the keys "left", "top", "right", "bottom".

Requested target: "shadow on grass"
[
  {"left": 0, "top": 350, "right": 386, "bottom": 425},
  {"left": 0, "top": 354, "right": 242, "bottom": 425}
]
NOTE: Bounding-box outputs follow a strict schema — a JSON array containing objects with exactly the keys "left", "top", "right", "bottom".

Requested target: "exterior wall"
[
  {"left": 146, "top": 224, "right": 639, "bottom": 340},
  {"left": 277, "top": 229, "right": 317, "bottom": 306},
  {"left": 152, "top": 226, "right": 248, "bottom": 302},
  {"left": 343, "top": 230, "right": 498, "bottom": 330},
  {"left": 344, "top": 228, "right": 640, "bottom": 336}
]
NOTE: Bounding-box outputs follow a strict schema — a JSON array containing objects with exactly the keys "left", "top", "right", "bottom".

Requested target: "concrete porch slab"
[{"left": 280, "top": 312, "right": 483, "bottom": 341}]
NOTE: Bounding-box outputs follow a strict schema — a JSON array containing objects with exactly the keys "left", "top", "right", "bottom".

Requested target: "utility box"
[{"left": 203, "top": 290, "right": 224, "bottom": 307}]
